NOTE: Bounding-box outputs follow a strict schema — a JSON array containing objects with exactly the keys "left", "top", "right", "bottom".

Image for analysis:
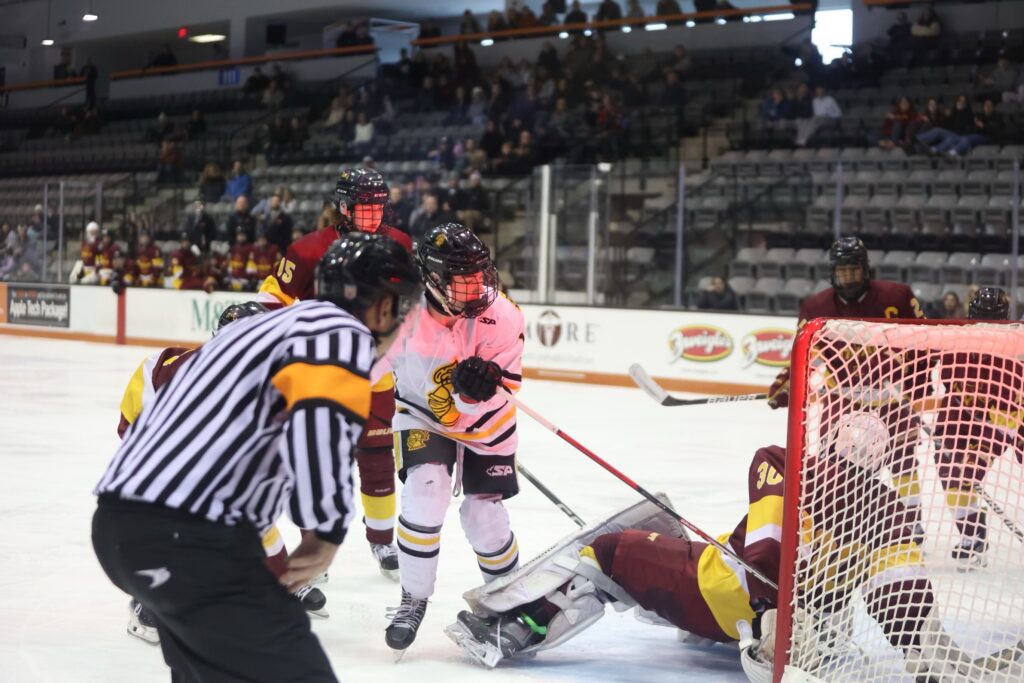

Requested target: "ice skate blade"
[
  {"left": 391, "top": 647, "right": 409, "bottom": 663},
  {"left": 310, "top": 572, "right": 329, "bottom": 586},
  {"left": 380, "top": 566, "right": 400, "bottom": 582},
  {"left": 306, "top": 607, "right": 330, "bottom": 618},
  {"left": 444, "top": 621, "right": 503, "bottom": 668},
  {"left": 127, "top": 624, "right": 160, "bottom": 645}
]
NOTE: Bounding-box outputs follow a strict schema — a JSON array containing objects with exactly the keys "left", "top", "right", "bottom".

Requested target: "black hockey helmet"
[
  {"left": 216, "top": 301, "right": 268, "bottom": 334},
  {"left": 316, "top": 233, "right": 421, "bottom": 336},
  {"left": 332, "top": 167, "right": 389, "bottom": 234},
  {"left": 829, "top": 236, "right": 870, "bottom": 301},
  {"left": 417, "top": 223, "right": 498, "bottom": 319},
  {"left": 968, "top": 286, "right": 1010, "bottom": 320}
]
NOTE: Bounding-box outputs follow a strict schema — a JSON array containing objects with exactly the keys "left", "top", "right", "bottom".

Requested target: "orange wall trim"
[{"left": 2, "top": 326, "right": 767, "bottom": 397}]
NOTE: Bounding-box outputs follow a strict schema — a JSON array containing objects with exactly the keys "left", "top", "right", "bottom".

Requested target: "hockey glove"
[
  {"left": 767, "top": 367, "right": 790, "bottom": 410},
  {"left": 452, "top": 356, "right": 503, "bottom": 402}
]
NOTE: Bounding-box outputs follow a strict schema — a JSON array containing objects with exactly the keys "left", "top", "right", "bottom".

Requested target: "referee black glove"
[{"left": 452, "top": 356, "right": 502, "bottom": 402}]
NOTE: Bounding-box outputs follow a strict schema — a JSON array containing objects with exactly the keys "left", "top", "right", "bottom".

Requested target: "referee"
[{"left": 92, "top": 234, "right": 420, "bottom": 682}]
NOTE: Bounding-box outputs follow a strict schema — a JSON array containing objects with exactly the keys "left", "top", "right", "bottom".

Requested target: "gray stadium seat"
[
  {"left": 759, "top": 248, "right": 795, "bottom": 278},
  {"left": 774, "top": 278, "right": 814, "bottom": 314},
  {"left": 745, "top": 277, "right": 785, "bottom": 313},
  {"left": 941, "top": 252, "right": 981, "bottom": 284},
  {"left": 788, "top": 249, "right": 826, "bottom": 280},
  {"left": 975, "top": 253, "right": 1012, "bottom": 286},
  {"left": 729, "top": 247, "right": 765, "bottom": 278},
  {"left": 878, "top": 250, "right": 916, "bottom": 281},
  {"left": 908, "top": 251, "right": 947, "bottom": 284},
  {"left": 912, "top": 282, "right": 942, "bottom": 309}
]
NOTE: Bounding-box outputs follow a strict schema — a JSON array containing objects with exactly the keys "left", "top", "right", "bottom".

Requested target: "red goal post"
[{"left": 774, "top": 317, "right": 1024, "bottom": 683}]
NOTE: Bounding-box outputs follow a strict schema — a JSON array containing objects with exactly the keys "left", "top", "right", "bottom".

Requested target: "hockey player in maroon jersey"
[
  {"left": 257, "top": 167, "right": 413, "bottom": 579},
  {"left": 226, "top": 229, "right": 255, "bottom": 291},
  {"left": 94, "top": 230, "right": 121, "bottom": 283},
  {"left": 71, "top": 221, "right": 101, "bottom": 283},
  {"left": 932, "top": 286, "right": 1024, "bottom": 566},
  {"left": 115, "top": 301, "right": 329, "bottom": 644},
  {"left": 133, "top": 230, "right": 164, "bottom": 288},
  {"left": 768, "top": 236, "right": 928, "bottom": 541},
  {"left": 446, "top": 414, "right": 959, "bottom": 681},
  {"left": 248, "top": 231, "right": 281, "bottom": 282},
  {"left": 168, "top": 232, "right": 205, "bottom": 290}
]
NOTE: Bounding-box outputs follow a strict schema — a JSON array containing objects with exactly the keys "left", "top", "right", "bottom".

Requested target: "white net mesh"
[{"left": 781, "top": 320, "right": 1024, "bottom": 683}]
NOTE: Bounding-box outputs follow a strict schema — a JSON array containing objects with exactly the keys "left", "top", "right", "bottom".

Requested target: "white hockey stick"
[{"left": 629, "top": 364, "right": 767, "bottom": 406}]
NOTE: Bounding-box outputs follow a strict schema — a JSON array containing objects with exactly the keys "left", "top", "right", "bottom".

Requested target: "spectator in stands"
[
  {"left": 667, "top": 45, "right": 693, "bottom": 79},
  {"left": 658, "top": 69, "right": 687, "bottom": 108},
  {"left": 197, "top": 163, "right": 226, "bottom": 203},
  {"left": 270, "top": 64, "right": 291, "bottom": 90},
  {"left": 785, "top": 39, "right": 823, "bottom": 80},
  {"left": 795, "top": 85, "right": 842, "bottom": 147},
  {"left": 81, "top": 60, "right": 98, "bottom": 106},
  {"left": 932, "top": 291, "right": 963, "bottom": 319},
  {"left": 184, "top": 200, "right": 217, "bottom": 252},
  {"left": 248, "top": 230, "right": 280, "bottom": 283},
  {"left": 595, "top": 0, "right": 623, "bottom": 22},
  {"left": 459, "top": 171, "right": 491, "bottom": 232},
  {"left": 226, "top": 196, "right": 256, "bottom": 242},
  {"left": 52, "top": 106, "right": 77, "bottom": 138},
  {"left": 186, "top": 110, "right": 206, "bottom": 139},
  {"left": 409, "top": 192, "right": 453, "bottom": 240},
  {"left": 149, "top": 44, "right": 178, "bottom": 69},
  {"left": 0, "top": 222, "right": 11, "bottom": 259},
  {"left": 887, "top": 12, "right": 913, "bottom": 65},
  {"left": 911, "top": 7, "right": 942, "bottom": 63},
  {"left": 352, "top": 111, "right": 374, "bottom": 149},
  {"left": 225, "top": 160, "right": 253, "bottom": 200},
  {"left": 460, "top": 10, "right": 482, "bottom": 34},
  {"left": 261, "top": 194, "right": 293, "bottom": 253},
  {"left": 978, "top": 56, "right": 1019, "bottom": 102},
  {"left": 156, "top": 140, "right": 184, "bottom": 184},
  {"left": 168, "top": 232, "right": 204, "bottom": 290},
  {"left": 388, "top": 185, "right": 414, "bottom": 231},
  {"left": 0, "top": 224, "right": 40, "bottom": 281},
  {"left": 147, "top": 112, "right": 173, "bottom": 144},
  {"left": 486, "top": 10, "right": 508, "bottom": 32},
  {"left": 655, "top": 0, "right": 682, "bottom": 16},
  {"left": 697, "top": 276, "right": 739, "bottom": 311},
  {"left": 28, "top": 204, "right": 49, "bottom": 243},
  {"left": 917, "top": 94, "right": 976, "bottom": 155},
  {"left": 429, "top": 137, "right": 456, "bottom": 171},
  {"left": 419, "top": 19, "right": 442, "bottom": 39},
  {"left": 53, "top": 52, "right": 75, "bottom": 80},
  {"left": 625, "top": 0, "right": 645, "bottom": 18},
  {"left": 564, "top": 0, "right": 588, "bottom": 24},
  {"left": 132, "top": 230, "right": 163, "bottom": 288},
  {"left": 761, "top": 88, "right": 791, "bottom": 130},
  {"left": 244, "top": 66, "right": 270, "bottom": 97},
  {"left": 262, "top": 81, "right": 284, "bottom": 109},
  {"left": 538, "top": 1, "right": 558, "bottom": 25},
  {"left": 870, "top": 96, "right": 920, "bottom": 150}
]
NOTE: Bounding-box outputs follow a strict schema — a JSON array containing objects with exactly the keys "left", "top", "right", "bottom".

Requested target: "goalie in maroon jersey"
[
  {"left": 444, "top": 413, "right": 974, "bottom": 681},
  {"left": 257, "top": 166, "right": 413, "bottom": 579},
  {"left": 932, "top": 286, "right": 1024, "bottom": 567}
]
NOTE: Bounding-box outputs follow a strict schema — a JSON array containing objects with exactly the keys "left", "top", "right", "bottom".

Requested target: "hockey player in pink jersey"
[{"left": 383, "top": 223, "right": 525, "bottom": 655}]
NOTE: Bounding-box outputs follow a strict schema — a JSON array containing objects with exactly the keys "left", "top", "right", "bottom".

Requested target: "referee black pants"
[{"left": 92, "top": 497, "right": 337, "bottom": 683}]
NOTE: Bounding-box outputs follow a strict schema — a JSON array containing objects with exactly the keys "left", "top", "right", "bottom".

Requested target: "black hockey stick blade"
[{"left": 628, "top": 363, "right": 767, "bottom": 407}]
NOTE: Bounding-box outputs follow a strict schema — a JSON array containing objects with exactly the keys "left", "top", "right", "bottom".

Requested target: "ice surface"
[{"left": 0, "top": 336, "right": 787, "bottom": 682}]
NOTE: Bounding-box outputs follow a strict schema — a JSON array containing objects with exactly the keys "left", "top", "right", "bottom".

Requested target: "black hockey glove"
[{"left": 452, "top": 356, "right": 503, "bottom": 402}]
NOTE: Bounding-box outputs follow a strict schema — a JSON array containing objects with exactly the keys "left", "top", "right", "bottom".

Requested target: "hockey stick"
[
  {"left": 517, "top": 463, "right": 586, "bottom": 528},
  {"left": 501, "top": 386, "right": 779, "bottom": 590},
  {"left": 629, "top": 364, "right": 767, "bottom": 406},
  {"left": 973, "top": 483, "right": 1024, "bottom": 544}
]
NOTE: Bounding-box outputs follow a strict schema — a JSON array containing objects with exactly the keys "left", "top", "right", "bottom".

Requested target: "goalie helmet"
[
  {"left": 332, "top": 167, "right": 389, "bottom": 234},
  {"left": 968, "top": 286, "right": 1010, "bottom": 320},
  {"left": 216, "top": 301, "right": 268, "bottom": 334},
  {"left": 417, "top": 223, "right": 498, "bottom": 319},
  {"left": 832, "top": 411, "right": 889, "bottom": 472},
  {"left": 828, "top": 236, "right": 870, "bottom": 301},
  {"left": 316, "top": 233, "right": 421, "bottom": 337}
]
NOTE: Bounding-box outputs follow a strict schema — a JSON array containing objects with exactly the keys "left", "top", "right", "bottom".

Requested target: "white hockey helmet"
[
  {"left": 85, "top": 221, "right": 100, "bottom": 240},
  {"left": 832, "top": 412, "right": 889, "bottom": 471}
]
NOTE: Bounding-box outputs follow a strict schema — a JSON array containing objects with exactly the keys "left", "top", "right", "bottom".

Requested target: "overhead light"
[
  {"left": 795, "top": 57, "right": 803, "bottom": 67},
  {"left": 763, "top": 12, "right": 795, "bottom": 21},
  {"left": 645, "top": 22, "right": 668, "bottom": 31},
  {"left": 621, "top": 25, "right": 632, "bottom": 33},
  {"left": 748, "top": 15, "right": 763, "bottom": 22},
  {"left": 685, "top": 20, "right": 696, "bottom": 28},
  {"left": 41, "top": 38, "right": 55, "bottom": 46},
  {"left": 480, "top": 38, "right": 494, "bottom": 46},
  {"left": 82, "top": 12, "right": 98, "bottom": 21},
  {"left": 742, "top": 16, "right": 749, "bottom": 23},
  {"left": 715, "top": 17, "right": 727, "bottom": 25},
  {"left": 189, "top": 33, "right": 227, "bottom": 43},
  {"left": 558, "top": 31, "right": 569, "bottom": 39}
]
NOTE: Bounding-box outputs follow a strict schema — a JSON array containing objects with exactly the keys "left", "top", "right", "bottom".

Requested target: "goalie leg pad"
[{"left": 461, "top": 493, "right": 686, "bottom": 615}]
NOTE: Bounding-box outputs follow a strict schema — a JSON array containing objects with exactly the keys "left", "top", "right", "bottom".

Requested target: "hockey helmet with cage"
[
  {"left": 215, "top": 301, "right": 268, "bottom": 334},
  {"left": 417, "top": 223, "right": 498, "bottom": 319},
  {"left": 829, "top": 236, "right": 870, "bottom": 301},
  {"left": 968, "top": 286, "right": 1010, "bottom": 320},
  {"left": 316, "top": 233, "right": 422, "bottom": 338},
  {"left": 832, "top": 411, "right": 889, "bottom": 472},
  {"left": 332, "top": 167, "right": 389, "bottom": 234}
]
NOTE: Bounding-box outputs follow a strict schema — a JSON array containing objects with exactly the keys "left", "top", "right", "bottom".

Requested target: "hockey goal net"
[{"left": 775, "top": 318, "right": 1024, "bottom": 683}]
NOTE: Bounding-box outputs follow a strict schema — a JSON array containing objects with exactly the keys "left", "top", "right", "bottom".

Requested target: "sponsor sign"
[
  {"left": 522, "top": 307, "right": 601, "bottom": 367},
  {"left": 741, "top": 328, "right": 795, "bottom": 368},
  {"left": 6, "top": 284, "right": 70, "bottom": 327},
  {"left": 668, "top": 325, "right": 733, "bottom": 363}
]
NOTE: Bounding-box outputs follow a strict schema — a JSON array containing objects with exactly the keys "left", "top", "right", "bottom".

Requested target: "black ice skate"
[
  {"left": 295, "top": 584, "right": 329, "bottom": 617},
  {"left": 371, "top": 543, "right": 400, "bottom": 581},
  {"left": 952, "top": 537, "right": 988, "bottom": 570},
  {"left": 445, "top": 610, "right": 541, "bottom": 668},
  {"left": 385, "top": 590, "right": 428, "bottom": 658},
  {"left": 127, "top": 599, "right": 160, "bottom": 644}
]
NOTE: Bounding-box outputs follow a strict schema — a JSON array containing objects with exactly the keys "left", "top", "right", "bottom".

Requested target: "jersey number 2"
[
  {"left": 756, "top": 462, "right": 782, "bottom": 490},
  {"left": 276, "top": 258, "right": 296, "bottom": 284}
]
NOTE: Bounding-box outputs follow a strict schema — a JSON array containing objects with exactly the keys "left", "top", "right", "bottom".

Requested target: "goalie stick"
[
  {"left": 629, "top": 364, "right": 767, "bottom": 406},
  {"left": 500, "top": 386, "right": 779, "bottom": 590}
]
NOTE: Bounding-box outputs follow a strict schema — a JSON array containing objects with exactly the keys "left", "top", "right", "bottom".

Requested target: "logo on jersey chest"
[{"left": 428, "top": 360, "right": 461, "bottom": 426}]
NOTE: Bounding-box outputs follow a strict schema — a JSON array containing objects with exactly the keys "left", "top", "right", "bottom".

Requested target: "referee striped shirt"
[{"left": 95, "top": 300, "right": 375, "bottom": 544}]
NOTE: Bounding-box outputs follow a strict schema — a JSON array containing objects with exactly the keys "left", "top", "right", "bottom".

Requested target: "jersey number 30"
[
  {"left": 756, "top": 462, "right": 783, "bottom": 490},
  {"left": 276, "top": 258, "right": 296, "bottom": 284}
]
